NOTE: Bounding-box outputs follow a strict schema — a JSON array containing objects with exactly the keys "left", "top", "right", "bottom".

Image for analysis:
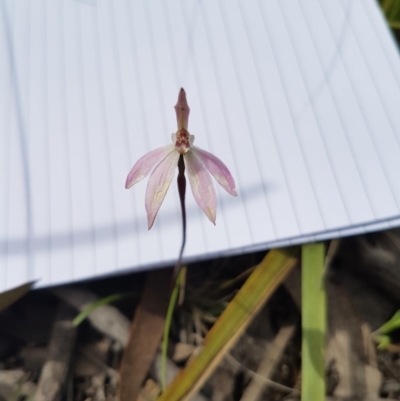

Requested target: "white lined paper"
[{"left": 1, "top": 0, "right": 400, "bottom": 291}]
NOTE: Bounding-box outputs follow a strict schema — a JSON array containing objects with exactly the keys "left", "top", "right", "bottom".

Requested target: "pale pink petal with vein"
[
  {"left": 185, "top": 151, "right": 217, "bottom": 224},
  {"left": 191, "top": 147, "right": 237, "bottom": 196},
  {"left": 125, "top": 144, "right": 175, "bottom": 189},
  {"left": 145, "top": 150, "right": 180, "bottom": 229}
]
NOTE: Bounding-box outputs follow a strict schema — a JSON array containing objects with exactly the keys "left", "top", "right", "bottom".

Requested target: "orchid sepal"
[
  {"left": 125, "top": 144, "right": 175, "bottom": 189},
  {"left": 191, "top": 146, "right": 237, "bottom": 197},
  {"left": 145, "top": 150, "right": 180, "bottom": 229}
]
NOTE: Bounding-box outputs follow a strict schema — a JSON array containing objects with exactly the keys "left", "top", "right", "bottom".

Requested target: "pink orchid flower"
[{"left": 125, "top": 88, "right": 237, "bottom": 229}]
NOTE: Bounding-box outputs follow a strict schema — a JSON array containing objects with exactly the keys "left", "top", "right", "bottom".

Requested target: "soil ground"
[{"left": 1, "top": 230, "right": 400, "bottom": 400}]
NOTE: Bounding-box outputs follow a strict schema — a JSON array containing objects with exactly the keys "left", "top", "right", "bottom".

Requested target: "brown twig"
[
  {"left": 118, "top": 268, "right": 173, "bottom": 401},
  {"left": 33, "top": 314, "right": 77, "bottom": 401}
]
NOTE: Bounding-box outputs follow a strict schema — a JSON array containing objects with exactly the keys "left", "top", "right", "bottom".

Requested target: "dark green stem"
[
  {"left": 174, "top": 154, "right": 187, "bottom": 282},
  {"left": 161, "top": 155, "right": 187, "bottom": 391}
]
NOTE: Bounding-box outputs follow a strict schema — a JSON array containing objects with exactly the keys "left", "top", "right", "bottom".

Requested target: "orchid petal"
[
  {"left": 125, "top": 144, "right": 175, "bottom": 189},
  {"left": 184, "top": 151, "right": 217, "bottom": 224},
  {"left": 145, "top": 150, "right": 180, "bottom": 229},
  {"left": 191, "top": 146, "right": 237, "bottom": 196}
]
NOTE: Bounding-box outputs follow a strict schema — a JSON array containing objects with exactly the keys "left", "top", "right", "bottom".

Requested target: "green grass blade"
[
  {"left": 372, "top": 309, "right": 400, "bottom": 349},
  {"left": 157, "top": 247, "right": 299, "bottom": 401},
  {"left": 389, "top": 20, "right": 400, "bottom": 29},
  {"left": 72, "top": 293, "right": 126, "bottom": 327},
  {"left": 0, "top": 281, "right": 35, "bottom": 312},
  {"left": 380, "top": 0, "right": 400, "bottom": 28},
  {"left": 301, "top": 243, "right": 326, "bottom": 401},
  {"left": 377, "top": 309, "right": 400, "bottom": 334},
  {"left": 381, "top": 0, "right": 394, "bottom": 15},
  {"left": 161, "top": 269, "right": 182, "bottom": 391}
]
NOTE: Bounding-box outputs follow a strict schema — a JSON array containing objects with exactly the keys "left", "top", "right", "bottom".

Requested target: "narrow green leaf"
[
  {"left": 375, "top": 334, "right": 391, "bottom": 350},
  {"left": 157, "top": 247, "right": 299, "bottom": 401},
  {"left": 381, "top": 0, "right": 394, "bottom": 15},
  {"left": 377, "top": 310, "right": 400, "bottom": 334},
  {"left": 161, "top": 269, "right": 182, "bottom": 391},
  {"left": 0, "top": 281, "right": 34, "bottom": 312},
  {"left": 372, "top": 309, "right": 400, "bottom": 349},
  {"left": 389, "top": 20, "right": 400, "bottom": 29},
  {"left": 301, "top": 243, "right": 326, "bottom": 401},
  {"left": 72, "top": 293, "right": 126, "bottom": 327}
]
